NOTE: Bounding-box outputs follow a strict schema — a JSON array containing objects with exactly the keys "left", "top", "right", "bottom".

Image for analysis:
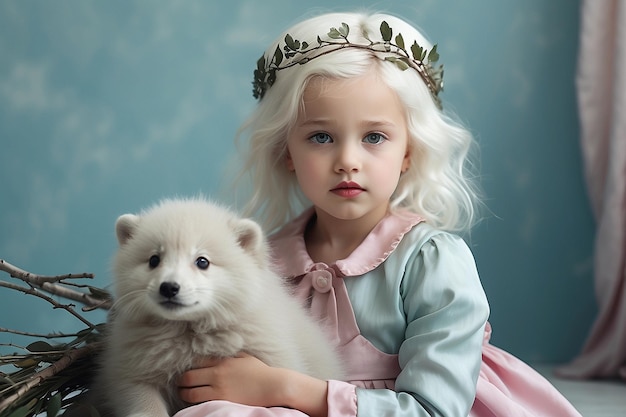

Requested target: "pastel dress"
[{"left": 174, "top": 209, "right": 582, "bottom": 417}]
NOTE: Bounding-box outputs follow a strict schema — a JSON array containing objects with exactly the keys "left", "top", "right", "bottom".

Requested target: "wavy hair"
[{"left": 235, "top": 12, "right": 482, "bottom": 233}]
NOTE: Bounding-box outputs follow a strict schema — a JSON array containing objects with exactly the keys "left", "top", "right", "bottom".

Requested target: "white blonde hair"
[{"left": 235, "top": 12, "right": 482, "bottom": 233}]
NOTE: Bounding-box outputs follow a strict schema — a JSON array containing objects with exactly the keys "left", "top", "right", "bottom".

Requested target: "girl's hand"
[
  {"left": 178, "top": 353, "right": 281, "bottom": 407},
  {"left": 178, "top": 353, "right": 330, "bottom": 417}
]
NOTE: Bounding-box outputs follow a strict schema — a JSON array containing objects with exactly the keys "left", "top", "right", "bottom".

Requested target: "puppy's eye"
[
  {"left": 148, "top": 255, "right": 160, "bottom": 268},
  {"left": 195, "top": 257, "right": 209, "bottom": 270}
]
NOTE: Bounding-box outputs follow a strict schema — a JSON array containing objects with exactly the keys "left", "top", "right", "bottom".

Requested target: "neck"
[{"left": 305, "top": 205, "right": 389, "bottom": 264}]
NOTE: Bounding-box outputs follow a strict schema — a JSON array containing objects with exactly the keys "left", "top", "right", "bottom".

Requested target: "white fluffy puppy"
[{"left": 96, "top": 198, "right": 341, "bottom": 417}]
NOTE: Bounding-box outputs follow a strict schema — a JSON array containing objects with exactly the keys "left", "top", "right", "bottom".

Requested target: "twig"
[
  {"left": 0, "top": 281, "right": 96, "bottom": 330},
  {"left": 0, "top": 259, "right": 111, "bottom": 311},
  {"left": 0, "top": 260, "right": 107, "bottom": 416},
  {"left": 0, "top": 342, "right": 101, "bottom": 413},
  {"left": 0, "top": 259, "right": 94, "bottom": 282},
  {"left": 0, "top": 328, "right": 85, "bottom": 340}
]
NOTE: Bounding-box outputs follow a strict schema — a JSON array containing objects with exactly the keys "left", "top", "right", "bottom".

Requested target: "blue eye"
[
  {"left": 195, "top": 257, "right": 210, "bottom": 270},
  {"left": 363, "top": 133, "right": 385, "bottom": 144},
  {"left": 309, "top": 133, "right": 332, "bottom": 144},
  {"left": 148, "top": 255, "right": 160, "bottom": 268}
]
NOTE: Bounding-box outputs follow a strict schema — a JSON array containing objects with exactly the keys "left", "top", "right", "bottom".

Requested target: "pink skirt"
[
  {"left": 174, "top": 326, "right": 582, "bottom": 417},
  {"left": 470, "top": 325, "right": 581, "bottom": 417}
]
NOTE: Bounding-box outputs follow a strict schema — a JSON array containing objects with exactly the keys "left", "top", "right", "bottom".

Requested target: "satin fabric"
[{"left": 174, "top": 209, "right": 581, "bottom": 417}]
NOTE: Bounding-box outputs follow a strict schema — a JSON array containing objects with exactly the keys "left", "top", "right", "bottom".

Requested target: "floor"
[{"left": 535, "top": 364, "right": 626, "bottom": 417}]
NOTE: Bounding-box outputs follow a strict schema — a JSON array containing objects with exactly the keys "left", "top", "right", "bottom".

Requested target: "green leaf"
[
  {"left": 256, "top": 57, "right": 265, "bottom": 72},
  {"left": 47, "top": 392, "right": 62, "bottom": 417},
  {"left": 15, "top": 357, "right": 40, "bottom": 368},
  {"left": 267, "top": 70, "right": 276, "bottom": 86},
  {"left": 7, "top": 399, "right": 37, "bottom": 417},
  {"left": 380, "top": 21, "right": 392, "bottom": 41},
  {"left": 27, "top": 341, "right": 53, "bottom": 353},
  {"left": 273, "top": 46, "right": 283, "bottom": 66},
  {"left": 8, "top": 406, "right": 31, "bottom": 417},
  {"left": 395, "top": 34, "right": 405, "bottom": 50},
  {"left": 385, "top": 57, "right": 409, "bottom": 70},
  {"left": 76, "top": 328, "right": 93, "bottom": 338},
  {"left": 427, "top": 44, "right": 440, "bottom": 62},
  {"left": 284, "top": 34, "right": 297, "bottom": 50},
  {"left": 327, "top": 27, "right": 342, "bottom": 39},
  {"left": 339, "top": 22, "right": 349, "bottom": 37},
  {"left": 301, "top": 41, "right": 309, "bottom": 50},
  {"left": 411, "top": 41, "right": 424, "bottom": 61}
]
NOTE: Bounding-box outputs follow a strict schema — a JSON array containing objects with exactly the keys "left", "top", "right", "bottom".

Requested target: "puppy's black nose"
[{"left": 159, "top": 282, "right": 180, "bottom": 298}]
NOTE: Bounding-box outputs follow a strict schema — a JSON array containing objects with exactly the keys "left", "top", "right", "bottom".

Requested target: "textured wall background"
[{"left": 0, "top": 0, "right": 595, "bottom": 363}]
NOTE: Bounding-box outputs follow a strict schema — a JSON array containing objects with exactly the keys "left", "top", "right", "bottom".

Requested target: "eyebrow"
[{"left": 296, "top": 118, "right": 398, "bottom": 129}]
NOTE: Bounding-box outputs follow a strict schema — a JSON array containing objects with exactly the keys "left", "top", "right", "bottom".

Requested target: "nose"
[
  {"left": 334, "top": 141, "right": 361, "bottom": 173},
  {"left": 159, "top": 281, "right": 180, "bottom": 298}
]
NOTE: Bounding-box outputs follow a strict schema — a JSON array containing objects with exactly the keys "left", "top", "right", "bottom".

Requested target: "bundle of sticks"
[{"left": 0, "top": 259, "right": 111, "bottom": 417}]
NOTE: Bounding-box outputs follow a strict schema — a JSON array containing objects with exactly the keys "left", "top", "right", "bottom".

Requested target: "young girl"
[{"left": 175, "top": 11, "right": 582, "bottom": 417}]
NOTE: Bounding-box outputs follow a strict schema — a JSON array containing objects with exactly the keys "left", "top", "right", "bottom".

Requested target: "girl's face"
[{"left": 286, "top": 72, "right": 411, "bottom": 224}]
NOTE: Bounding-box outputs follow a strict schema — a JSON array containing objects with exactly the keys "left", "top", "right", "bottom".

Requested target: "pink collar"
[{"left": 269, "top": 208, "right": 424, "bottom": 278}]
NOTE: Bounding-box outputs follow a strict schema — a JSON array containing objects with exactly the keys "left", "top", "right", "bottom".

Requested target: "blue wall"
[{"left": 0, "top": 0, "right": 595, "bottom": 363}]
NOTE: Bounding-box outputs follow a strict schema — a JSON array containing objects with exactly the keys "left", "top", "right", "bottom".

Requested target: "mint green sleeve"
[{"left": 353, "top": 232, "right": 490, "bottom": 416}]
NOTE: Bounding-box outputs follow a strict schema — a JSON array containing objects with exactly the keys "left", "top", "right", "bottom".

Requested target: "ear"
[
  {"left": 285, "top": 149, "right": 295, "bottom": 171},
  {"left": 230, "top": 217, "right": 268, "bottom": 266},
  {"left": 115, "top": 214, "right": 140, "bottom": 246},
  {"left": 401, "top": 145, "right": 411, "bottom": 173}
]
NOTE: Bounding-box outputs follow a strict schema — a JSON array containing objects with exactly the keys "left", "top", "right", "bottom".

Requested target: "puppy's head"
[{"left": 112, "top": 198, "right": 268, "bottom": 326}]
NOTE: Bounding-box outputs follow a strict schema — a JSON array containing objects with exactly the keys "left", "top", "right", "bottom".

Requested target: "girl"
[{"left": 175, "top": 11, "right": 582, "bottom": 417}]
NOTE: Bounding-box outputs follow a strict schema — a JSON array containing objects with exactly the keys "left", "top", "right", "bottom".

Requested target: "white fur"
[{"left": 95, "top": 198, "right": 342, "bottom": 417}]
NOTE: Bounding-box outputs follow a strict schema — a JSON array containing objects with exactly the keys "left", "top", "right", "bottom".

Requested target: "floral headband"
[{"left": 252, "top": 21, "right": 444, "bottom": 108}]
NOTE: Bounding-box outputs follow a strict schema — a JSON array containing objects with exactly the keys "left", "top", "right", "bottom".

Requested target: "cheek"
[
  {"left": 289, "top": 152, "right": 320, "bottom": 175},
  {"left": 285, "top": 142, "right": 311, "bottom": 173},
  {"left": 375, "top": 169, "right": 402, "bottom": 189},
  {"left": 291, "top": 160, "right": 325, "bottom": 196},
  {"left": 371, "top": 157, "right": 405, "bottom": 189}
]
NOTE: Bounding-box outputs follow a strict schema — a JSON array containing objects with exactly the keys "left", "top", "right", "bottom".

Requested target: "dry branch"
[
  {"left": 0, "top": 259, "right": 112, "bottom": 311},
  {"left": 0, "top": 343, "right": 100, "bottom": 412},
  {"left": 0, "top": 259, "right": 110, "bottom": 416}
]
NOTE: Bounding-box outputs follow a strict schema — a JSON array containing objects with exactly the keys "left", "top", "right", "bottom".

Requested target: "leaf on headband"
[
  {"left": 339, "top": 22, "right": 349, "bottom": 37},
  {"left": 385, "top": 56, "right": 410, "bottom": 71},
  {"left": 285, "top": 34, "right": 299, "bottom": 51},
  {"left": 273, "top": 47, "right": 283, "bottom": 66},
  {"left": 380, "top": 21, "right": 392, "bottom": 42},
  {"left": 411, "top": 41, "right": 425, "bottom": 62},
  {"left": 328, "top": 27, "right": 344, "bottom": 40},
  {"left": 395, "top": 33, "right": 405, "bottom": 50},
  {"left": 252, "top": 20, "right": 445, "bottom": 109},
  {"left": 428, "top": 44, "right": 440, "bottom": 62}
]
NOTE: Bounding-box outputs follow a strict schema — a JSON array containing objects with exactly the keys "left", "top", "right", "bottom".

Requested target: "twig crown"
[{"left": 252, "top": 21, "right": 444, "bottom": 108}]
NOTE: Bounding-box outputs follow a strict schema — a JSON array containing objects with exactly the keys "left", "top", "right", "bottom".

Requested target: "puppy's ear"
[
  {"left": 231, "top": 218, "right": 268, "bottom": 266},
  {"left": 115, "top": 214, "right": 140, "bottom": 246}
]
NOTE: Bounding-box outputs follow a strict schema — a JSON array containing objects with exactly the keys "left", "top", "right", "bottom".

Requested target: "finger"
[
  {"left": 179, "top": 385, "right": 217, "bottom": 404},
  {"left": 192, "top": 356, "right": 223, "bottom": 368},
  {"left": 179, "top": 367, "right": 214, "bottom": 387}
]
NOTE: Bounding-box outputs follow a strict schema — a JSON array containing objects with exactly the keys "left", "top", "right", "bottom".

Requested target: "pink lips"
[{"left": 331, "top": 181, "right": 364, "bottom": 198}]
